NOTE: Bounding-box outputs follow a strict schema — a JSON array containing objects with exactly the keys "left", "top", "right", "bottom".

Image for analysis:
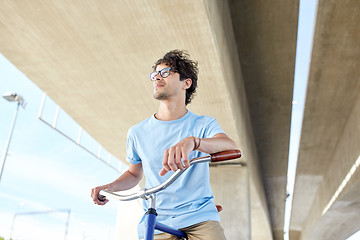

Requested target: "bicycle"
[{"left": 98, "top": 149, "right": 241, "bottom": 240}]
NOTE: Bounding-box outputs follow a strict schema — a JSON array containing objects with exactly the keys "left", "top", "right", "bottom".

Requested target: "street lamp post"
[{"left": 0, "top": 92, "right": 26, "bottom": 183}]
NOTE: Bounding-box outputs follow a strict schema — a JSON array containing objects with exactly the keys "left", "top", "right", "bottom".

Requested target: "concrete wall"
[
  {"left": 203, "top": 0, "right": 273, "bottom": 239},
  {"left": 210, "top": 165, "right": 250, "bottom": 240},
  {"left": 299, "top": 85, "right": 360, "bottom": 240},
  {"left": 290, "top": 0, "right": 360, "bottom": 238}
]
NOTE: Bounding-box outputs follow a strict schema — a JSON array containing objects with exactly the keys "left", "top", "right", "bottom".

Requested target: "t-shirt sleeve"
[
  {"left": 203, "top": 117, "right": 225, "bottom": 138},
  {"left": 126, "top": 127, "right": 142, "bottom": 164}
]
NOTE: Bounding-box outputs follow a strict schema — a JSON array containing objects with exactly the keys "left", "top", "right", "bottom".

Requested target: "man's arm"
[
  {"left": 91, "top": 163, "right": 143, "bottom": 205},
  {"left": 195, "top": 133, "right": 237, "bottom": 154},
  {"left": 159, "top": 133, "right": 237, "bottom": 176}
]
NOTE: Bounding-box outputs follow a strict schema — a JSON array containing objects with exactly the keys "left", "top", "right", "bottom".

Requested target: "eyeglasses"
[{"left": 149, "top": 67, "right": 178, "bottom": 81}]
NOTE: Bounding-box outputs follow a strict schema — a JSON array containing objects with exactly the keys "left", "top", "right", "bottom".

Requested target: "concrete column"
[{"left": 210, "top": 165, "right": 250, "bottom": 240}]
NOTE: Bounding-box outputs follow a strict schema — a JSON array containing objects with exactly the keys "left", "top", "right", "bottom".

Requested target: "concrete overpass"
[{"left": 1, "top": 0, "right": 359, "bottom": 239}]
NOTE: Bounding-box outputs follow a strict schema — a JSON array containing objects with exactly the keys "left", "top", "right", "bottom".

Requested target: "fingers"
[
  {"left": 91, "top": 187, "right": 109, "bottom": 205},
  {"left": 159, "top": 167, "right": 168, "bottom": 176},
  {"left": 159, "top": 138, "right": 193, "bottom": 176},
  {"left": 160, "top": 146, "right": 181, "bottom": 176},
  {"left": 161, "top": 149, "right": 171, "bottom": 175},
  {"left": 175, "top": 146, "right": 185, "bottom": 171},
  {"left": 167, "top": 147, "right": 178, "bottom": 172},
  {"left": 181, "top": 147, "right": 190, "bottom": 168}
]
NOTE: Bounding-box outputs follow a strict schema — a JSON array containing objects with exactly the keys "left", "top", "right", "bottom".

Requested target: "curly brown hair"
[{"left": 153, "top": 50, "right": 198, "bottom": 105}]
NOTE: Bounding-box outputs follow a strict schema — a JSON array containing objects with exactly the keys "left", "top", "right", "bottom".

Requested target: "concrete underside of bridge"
[
  {"left": 1, "top": 0, "right": 359, "bottom": 239},
  {"left": 290, "top": 1, "right": 360, "bottom": 239}
]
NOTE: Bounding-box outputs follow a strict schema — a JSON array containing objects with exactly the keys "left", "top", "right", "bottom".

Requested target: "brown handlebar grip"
[
  {"left": 210, "top": 149, "right": 241, "bottom": 162},
  {"left": 98, "top": 194, "right": 107, "bottom": 202}
]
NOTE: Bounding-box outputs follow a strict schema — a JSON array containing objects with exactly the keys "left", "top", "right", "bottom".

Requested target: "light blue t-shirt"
[{"left": 126, "top": 110, "right": 225, "bottom": 239}]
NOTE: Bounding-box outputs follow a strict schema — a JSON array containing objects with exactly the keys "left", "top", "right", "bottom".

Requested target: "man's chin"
[{"left": 154, "top": 93, "right": 167, "bottom": 101}]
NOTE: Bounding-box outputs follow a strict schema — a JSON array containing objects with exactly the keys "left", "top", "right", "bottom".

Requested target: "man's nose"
[{"left": 154, "top": 72, "right": 162, "bottom": 81}]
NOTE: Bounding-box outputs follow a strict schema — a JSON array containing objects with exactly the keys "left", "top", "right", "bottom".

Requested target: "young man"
[{"left": 91, "top": 50, "right": 238, "bottom": 240}]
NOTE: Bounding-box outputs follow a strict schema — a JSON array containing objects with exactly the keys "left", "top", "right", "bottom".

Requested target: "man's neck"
[{"left": 155, "top": 101, "right": 187, "bottom": 121}]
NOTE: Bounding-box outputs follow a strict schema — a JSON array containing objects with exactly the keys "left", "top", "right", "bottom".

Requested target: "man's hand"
[
  {"left": 91, "top": 185, "right": 109, "bottom": 205},
  {"left": 159, "top": 137, "right": 196, "bottom": 176}
]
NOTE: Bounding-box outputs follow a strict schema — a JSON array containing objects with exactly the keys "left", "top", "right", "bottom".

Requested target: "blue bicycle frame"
[
  {"left": 99, "top": 149, "right": 241, "bottom": 240},
  {"left": 144, "top": 195, "right": 187, "bottom": 239}
]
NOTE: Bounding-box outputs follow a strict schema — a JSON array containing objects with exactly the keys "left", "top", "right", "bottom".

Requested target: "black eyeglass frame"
[{"left": 149, "top": 67, "right": 178, "bottom": 81}]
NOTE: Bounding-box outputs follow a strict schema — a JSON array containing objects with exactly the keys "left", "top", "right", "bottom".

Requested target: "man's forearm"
[
  {"left": 104, "top": 171, "right": 139, "bottom": 192},
  {"left": 105, "top": 164, "right": 143, "bottom": 192},
  {"left": 196, "top": 133, "right": 238, "bottom": 154}
]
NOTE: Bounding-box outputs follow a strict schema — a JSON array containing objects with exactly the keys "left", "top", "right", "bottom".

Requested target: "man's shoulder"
[
  {"left": 188, "top": 111, "right": 216, "bottom": 123},
  {"left": 128, "top": 115, "right": 154, "bottom": 134}
]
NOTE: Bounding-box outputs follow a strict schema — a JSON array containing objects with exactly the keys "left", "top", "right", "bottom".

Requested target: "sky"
[
  {"left": 0, "top": 54, "right": 125, "bottom": 240},
  {"left": 283, "top": 0, "right": 317, "bottom": 238}
]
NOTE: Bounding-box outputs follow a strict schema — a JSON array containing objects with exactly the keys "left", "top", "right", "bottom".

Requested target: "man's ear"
[{"left": 183, "top": 78, "right": 192, "bottom": 90}]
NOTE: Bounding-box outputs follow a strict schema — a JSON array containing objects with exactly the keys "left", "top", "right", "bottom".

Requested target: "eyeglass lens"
[{"left": 150, "top": 67, "right": 172, "bottom": 81}]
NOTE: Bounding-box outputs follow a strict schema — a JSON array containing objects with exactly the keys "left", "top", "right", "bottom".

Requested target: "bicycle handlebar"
[
  {"left": 99, "top": 149, "right": 241, "bottom": 202},
  {"left": 210, "top": 149, "right": 242, "bottom": 162}
]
